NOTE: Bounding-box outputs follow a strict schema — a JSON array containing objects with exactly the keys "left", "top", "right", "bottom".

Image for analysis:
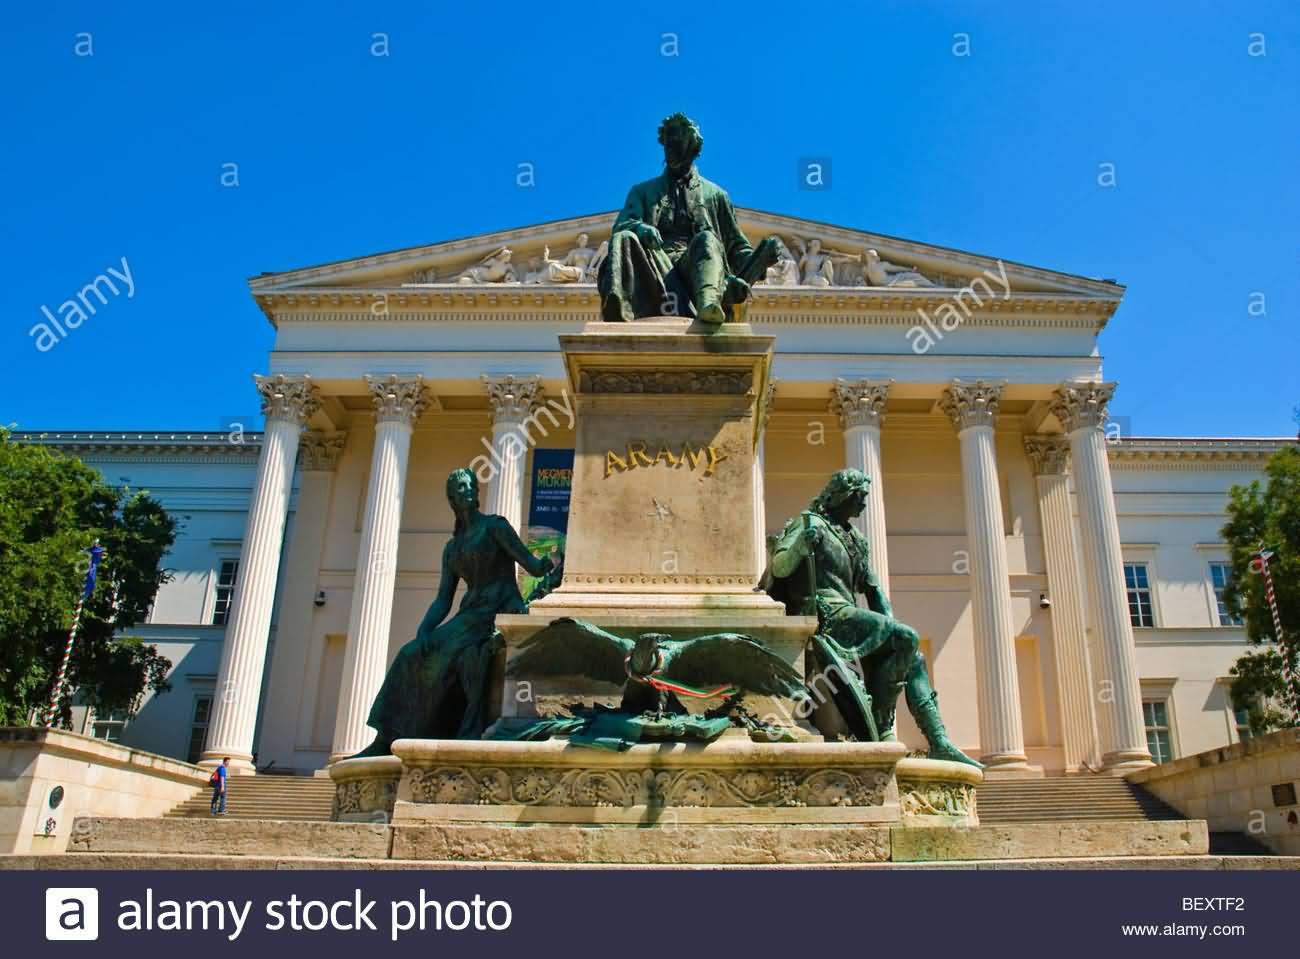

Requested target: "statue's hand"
[
  {"left": 635, "top": 223, "right": 663, "bottom": 251},
  {"left": 723, "top": 274, "right": 751, "bottom": 305},
  {"left": 800, "top": 525, "right": 823, "bottom": 553}
]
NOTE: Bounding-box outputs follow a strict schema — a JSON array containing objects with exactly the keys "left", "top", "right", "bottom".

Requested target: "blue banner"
[{"left": 527, "top": 449, "right": 573, "bottom": 535}]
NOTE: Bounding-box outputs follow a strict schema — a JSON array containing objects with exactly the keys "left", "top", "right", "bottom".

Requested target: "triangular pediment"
[{"left": 247, "top": 209, "right": 1124, "bottom": 300}]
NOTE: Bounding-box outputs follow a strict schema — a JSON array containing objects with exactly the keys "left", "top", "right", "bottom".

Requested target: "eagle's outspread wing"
[
  {"left": 659, "top": 633, "right": 804, "bottom": 699},
  {"left": 505, "top": 617, "right": 633, "bottom": 686}
]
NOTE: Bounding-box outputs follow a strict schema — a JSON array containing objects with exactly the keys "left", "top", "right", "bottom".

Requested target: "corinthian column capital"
[
  {"left": 299, "top": 430, "right": 347, "bottom": 471},
  {"left": 1050, "top": 381, "right": 1116, "bottom": 433},
  {"left": 482, "top": 373, "right": 542, "bottom": 424},
  {"left": 1024, "top": 434, "right": 1071, "bottom": 476},
  {"left": 940, "top": 379, "right": 1005, "bottom": 431},
  {"left": 829, "top": 378, "right": 892, "bottom": 430},
  {"left": 254, "top": 374, "right": 320, "bottom": 425},
  {"left": 365, "top": 374, "right": 431, "bottom": 426}
]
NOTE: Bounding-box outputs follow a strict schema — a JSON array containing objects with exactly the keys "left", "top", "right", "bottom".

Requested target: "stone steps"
[
  {"left": 976, "top": 776, "right": 1182, "bottom": 824},
  {"left": 166, "top": 775, "right": 335, "bottom": 820}
]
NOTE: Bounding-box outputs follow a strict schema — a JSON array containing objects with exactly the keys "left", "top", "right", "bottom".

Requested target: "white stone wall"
[
  {"left": 46, "top": 444, "right": 271, "bottom": 762},
  {"left": 0, "top": 728, "right": 208, "bottom": 854},
  {"left": 1130, "top": 728, "right": 1300, "bottom": 854},
  {"left": 1107, "top": 459, "right": 1264, "bottom": 761}
]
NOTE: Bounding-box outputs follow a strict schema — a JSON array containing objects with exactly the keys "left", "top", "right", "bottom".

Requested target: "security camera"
[
  {"left": 314, "top": 590, "right": 327, "bottom": 608},
  {"left": 1039, "top": 593, "right": 1051, "bottom": 610}
]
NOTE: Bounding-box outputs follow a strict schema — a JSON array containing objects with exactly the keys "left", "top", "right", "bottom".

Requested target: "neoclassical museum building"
[{"left": 22, "top": 209, "right": 1293, "bottom": 777}]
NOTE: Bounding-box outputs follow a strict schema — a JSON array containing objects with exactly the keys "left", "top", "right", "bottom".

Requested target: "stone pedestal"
[
  {"left": 498, "top": 318, "right": 817, "bottom": 729},
  {"left": 535, "top": 318, "right": 776, "bottom": 610}
]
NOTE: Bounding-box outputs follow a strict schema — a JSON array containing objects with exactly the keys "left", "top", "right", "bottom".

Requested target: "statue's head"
[
  {"left": 577, "top": 233, "right": 589, "bottom": 246},
  {"left": 446, "top": 467, "right": 480, "bottom": 519},
  {"left": 811, "top": 469, "right": 871, "bottom": 521},
  {"left": 658, "top": 112, "right": 703, "bottom": 175},
  {"left": 808, "top": 239, "right": 822, "bottom": 254}
]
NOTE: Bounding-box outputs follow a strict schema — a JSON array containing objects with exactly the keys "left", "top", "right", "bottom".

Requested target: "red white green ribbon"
[{"left": 625, "top": 653, "right": 737, "bottom": 699}]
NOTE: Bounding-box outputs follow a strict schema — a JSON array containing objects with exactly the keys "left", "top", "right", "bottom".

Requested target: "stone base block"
[
  {"left": 890, "top": 819, "right": 1208, "bottom": 862},
  {"left": 896, "top": 758, "right": 982, "bottom": 827},
  {"left": 390, "top": 822, "right": 891, "bottom": 865},
  {"left": 381, "top": 737, "right": 918, "bottom": 825},
  {"left": 329, "top": 756, "right": 401, "bottom": 823}
]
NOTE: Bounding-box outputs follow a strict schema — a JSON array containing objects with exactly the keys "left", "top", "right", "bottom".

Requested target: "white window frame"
[
  {"left": 1123, "top": 560, "right": 1157, "bottom": 628},
  {"left": 209, "top": 556, "right": 241, "bottom": 626},
  {"left": 88, "top": 707, "right": 128, "bottom": 744},
  {"left": 1140, "top": 679, "right": 1179, "bottom": 763},
  {"left": 186, "top": 693, "right": 214, "bottom": 764},
  {"left": 1206, "top": 559, "right": 1245, "bottom": 627}
]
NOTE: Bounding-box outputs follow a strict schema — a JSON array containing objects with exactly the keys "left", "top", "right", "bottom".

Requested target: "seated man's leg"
[
  {"left": 681, "top": 231, "right": 727, "bottom": 325},
  {"left": 598, "top": 231, "right": 664, "bottom": 323},
  {"left": 864, "top": 624, "right": 920, "bottom": 741},
  {"left": 903, "top": 647, "right": 982, "bottom": 768}
]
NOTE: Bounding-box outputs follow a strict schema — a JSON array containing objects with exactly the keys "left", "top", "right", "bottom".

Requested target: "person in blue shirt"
[{"left": 209, "top": 757, "right": 229, "bottom": 815}]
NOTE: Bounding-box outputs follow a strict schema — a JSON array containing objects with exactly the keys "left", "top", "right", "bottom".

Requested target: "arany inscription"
[{"left": 605, "top": 441, "right": 729, "bottom": 478}]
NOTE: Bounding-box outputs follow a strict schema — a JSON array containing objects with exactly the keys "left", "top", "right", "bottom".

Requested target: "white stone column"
[
  {"left": 329, "top": 375, "right": 430, "bottom": 762},
  {"left": 752, "top": 378, "right": 777, "bottom": 580},
  {"left": 1050, "top": 382, "right": 1152, "bottom": 770},
  {"left": 256, "top": 431, "right": 347, "bottom": 769},
  {"left": 940, "top": 380, "right": 1030, "bottom": 771},
  {"left": 481, "top": 374, "right": 541, "bottom": 531},
  {"left": 201, "top": 374, "right": 319, "bottom": 772},
  {"left": 830, "top": 379, "right": 892, "bottom": 595},
  {"left": 1025, "top": 434, "right": 1101, "bottom": 772}
]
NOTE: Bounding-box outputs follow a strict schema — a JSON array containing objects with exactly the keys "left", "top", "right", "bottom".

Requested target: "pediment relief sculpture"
[
  {"left": 394, "top": 231, "right": 986, "bottom": 292},
  {"left": 751, "top": 236, "right": 938, "bottom": 289},
  {"left": 862, "top": 248, "right": 936, "bottom": 288},
  {"left": 523, "top": 234, "right": 609, "bottom": 285},
  {"left": 456, "top": 246, "right": 518, "bottom": 284}
]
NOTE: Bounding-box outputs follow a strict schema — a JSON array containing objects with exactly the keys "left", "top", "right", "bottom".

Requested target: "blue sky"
[{"left": 2, "top": 2, "right": 1296, "bottom": 436}]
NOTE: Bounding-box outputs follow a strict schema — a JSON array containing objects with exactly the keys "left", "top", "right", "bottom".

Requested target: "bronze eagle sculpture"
[{"left": 506, "top": 617, "right": 805, "bottom": 718}]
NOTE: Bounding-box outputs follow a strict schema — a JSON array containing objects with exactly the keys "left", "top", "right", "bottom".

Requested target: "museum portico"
[{"left": 25, "top": 209, "right": 1290, "bottom": 779}]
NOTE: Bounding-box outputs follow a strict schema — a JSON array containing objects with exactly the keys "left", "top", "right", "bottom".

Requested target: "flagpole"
[
  {"left": 1251, "top": 546, "right": 1299, "bottom": 724},
  {"left": 42, "top": 541, "right": 105, "bottom": 728}
]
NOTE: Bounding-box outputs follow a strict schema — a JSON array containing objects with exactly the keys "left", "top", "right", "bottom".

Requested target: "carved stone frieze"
[
  {"left": 578, "top": 369, "right": 753, "bottom": 395},
  {"left": 898, "top": 779, "right": 977, "bottom": 819},
  {"left": 331, "top": 776, "right": 399, "bottom": 821},
  {"left": 406, "top": 764, "right": 890, "bottom": 809},
  {"left": 254, "top": 374, "right": 320, "bottom": 425}
]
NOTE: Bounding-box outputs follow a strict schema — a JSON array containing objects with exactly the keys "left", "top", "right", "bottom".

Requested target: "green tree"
[
  {"left": 0, "top": 428, "right": 176, "bottom": 727},
  {"left": 1220, "top": 444, "right": 1300, "bottom": 732}
]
